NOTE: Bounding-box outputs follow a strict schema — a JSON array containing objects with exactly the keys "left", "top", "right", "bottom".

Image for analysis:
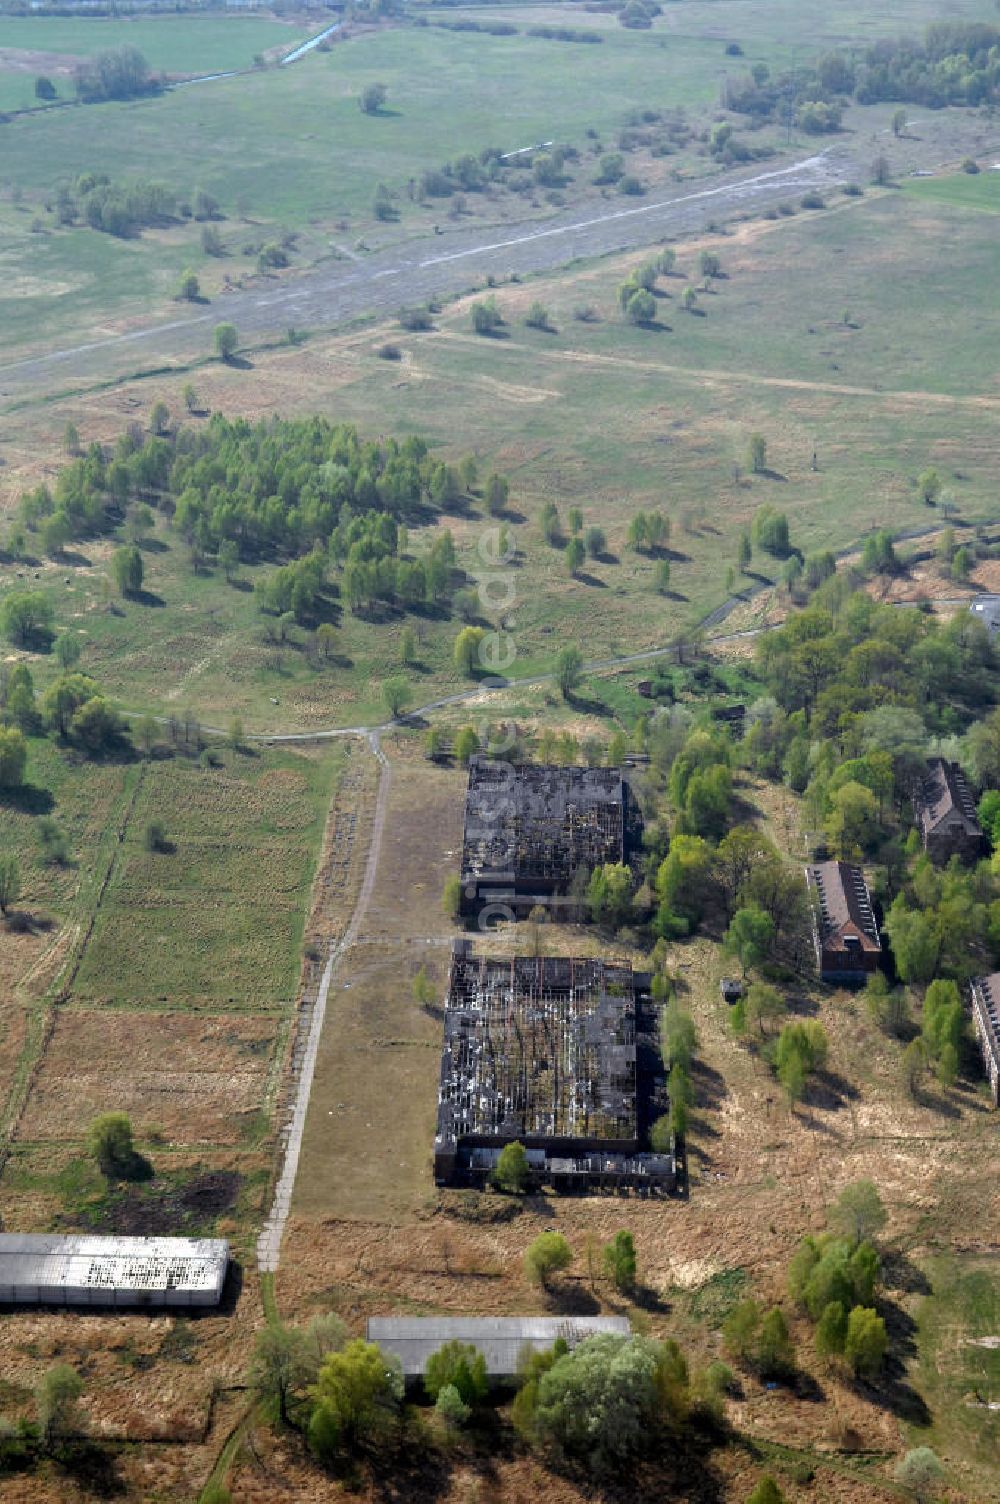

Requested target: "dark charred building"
[
  {"left": 914, "top": 758, "right": 984, "bottom": 864},
  {"left": 970, "top": 974, "right": 1000, "bottom": 1108},
  {"left": 434, "top": 949, "right": 673, "bottom": 1192},
  {"left": 459, "top": 759, "right": 632, "bottom": 919},
  {"left": 805, "top": 861, "right": 882, "bottom": 985}
]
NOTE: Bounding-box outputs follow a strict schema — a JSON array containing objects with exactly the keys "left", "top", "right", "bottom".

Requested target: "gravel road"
[{"left": 0, "top": 147, "right": 851, "bottom": 400}]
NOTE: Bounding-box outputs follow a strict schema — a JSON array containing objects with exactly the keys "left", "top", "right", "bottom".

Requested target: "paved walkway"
[{"left": 256, "top": 732, "right": 390, "bottom": 1273}]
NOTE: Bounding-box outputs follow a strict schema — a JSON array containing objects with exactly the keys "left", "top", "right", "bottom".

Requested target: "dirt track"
[{"left": 0, "top": 148, "right": 850, "bottom": 401}]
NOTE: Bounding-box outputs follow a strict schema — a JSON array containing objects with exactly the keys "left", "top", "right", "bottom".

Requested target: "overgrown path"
[{"left": 255, "top": 732, "right": 390, "bottom": 1273}]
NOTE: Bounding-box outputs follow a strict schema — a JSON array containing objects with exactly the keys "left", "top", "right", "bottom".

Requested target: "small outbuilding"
[
  {"left": 0, "top": 1234, "right": 229, "bottom": 1309},
  {"left": 914, "top": 758, "right": 983, "bottom": 864},
  {"left": 367, "top": 1315, "right": 631, "bottom": 1384}
]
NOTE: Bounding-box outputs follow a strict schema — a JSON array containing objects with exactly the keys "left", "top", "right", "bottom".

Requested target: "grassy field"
[
  {"left": 0, "top": 13, "right": 309, "bottom": 75},
  {"left": 904, "top": 166, "right": 1000, "bottom": 213},
  {"left": 1, "top": 183, "right": 996, "bottom": 735}
]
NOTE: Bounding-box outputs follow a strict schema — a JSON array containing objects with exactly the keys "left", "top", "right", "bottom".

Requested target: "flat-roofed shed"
[
  {"left": 0, "top": 1234, "right": 229, "bottom": 1308},
  {"left": 367, "top": 1315, "right": 631, "bottom": 1382}
]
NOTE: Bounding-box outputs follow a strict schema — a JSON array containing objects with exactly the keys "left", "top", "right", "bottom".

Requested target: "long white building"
[{"left": 0, "top": 1234, "right": 229, "bottom": 1308}]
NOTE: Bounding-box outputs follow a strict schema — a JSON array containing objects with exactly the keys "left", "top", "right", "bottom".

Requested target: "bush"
[
  {"left": 800, "top": 191, "right": 825, "bottom": 210},
  {"left": 493, "top": 1140, "right": 530, "bottom": 1193},
  {"left": 425, "top": 1341, "right": 488, "bottom": 1404},
  {"left": 525, "top": 1231, "right": 573, "bottom": 1289}
]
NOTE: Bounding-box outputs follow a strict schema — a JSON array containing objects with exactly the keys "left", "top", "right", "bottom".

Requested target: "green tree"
[
  {"left": 525, "top": 1231, "right": 574, "bottom": 1290},
  {"left": 87, "top": 1111, "right": 140, "bottom": 1179},
  {"left": 360, "top": 81, "right": 388, "bottom": 114},
  {"left": 425, "top": 725, "right": 445, "bottom": 760},
  {"left": 493, "top": 1140, "right": 530, "bottom": 1193},
  {"left": 35, "top": 74, "right": 57, "bottom": 100},
  {"left": 830, "top": 1180, "right": 887, "bottom": 1247},
  {"left": 738, "top": 531, "right": 752, "bottom": 573},
  {"left": 442, "top": 873, "right": 462, "bottom": 920},
  {"left": 584, "top": 525, "right": 606, "bottom": 559},
  {"left": 250, "top": 1322, "right": 314, "bottom": 1425},
  {"left": 699, "top": 249, "right": 721, "bottom": 280},
  {"left": 602, "top": 1230, "right": 637, "bottom": 1292},
  {"left": 381, "top": 676, "right": 411, "bottom": 719},
  {"left": 37, "top": 817, "right": 70, "bottom": 866},
  {"left": 525, "top": 300, "right": 551, "bottom": 330},
  {"left": 112, "top": 544, "right": 144, "bottom": 596},
  {"left": 757, "top": 1307, "right": 794, "bottom": 1378},
  {"left": 424, "top": 1341, "right": 488, "bottom": 1405},
  {"left": 213, "top": 322, "right": 239, "bottom": 361},
  {"left": 2, "top": 590, "right": 54, "bottom": 648},
  {"left": 310, "top": 1339, "right": 403, "bottom": 1451},
  {"left": 400, "top": 625, "right": 417, "bottom": 665},
  {"left": 454, "top": 626, "right": 485, "bottom": 677},
  {"left": 485, "top": 472, "right": 509, "bottom": 515},
  {"left": 722, "top": 1299, "right": 761, "bottom": 1363},
  {"left": 655, "top": 559, "right": 671, "bottom": 594},
  {"left": 566, "top": 536, "right": 586, "bottom": 576},
  {"left": 747, "top": 1479, "right": 787, "bottom": 1504},
  {"left": 723, "top": 904, "right": 776, "bottom": 977},
  {"left": 0, "top": 854, "right": 21, "bottom": 916},
  {"left": 917, "top": 467, "right": 942, "bottom": 505},
  {"left": 625, "top": 288, "right": 656, "bottom": 324},
  {"left": 743, "top": 981, "right": 786, "bottom": 1036},
  {"left": 587, "top": 862, "right": 633, "bottom": 928},
  {"left": 815, "top": 1300, "right": 848, "bottom": 1362},
  {"left": 412, "top": 964, "right": 436, "bottom": 1009},
  {"left": 36, "top": 1364, "right": 86, "bottom": 1453},
  {"left": 183, "top": 382, "right": 199, "bottom": 413},
  {"left": 568, "top": 507, "right": 583, "bottom": 534},
  {"left": 893, "top": 1448, "right": 945, "bottom": 1503},
  {"left": 555, "top": 644, "right": 584, "bottom": 700},
  {"left": 0, "top": 727, "right": 28, "bottom": 789},
  {"left": 749, "top": 434, "right": 767, "bottom": 474},
  {"left": 471, "top": 297, "right": 502, "bottom": 335},
  {"left": 891, "top": 107, "right": 907, "bottom": 136},
  {"left": 844, "top": 1305, "right": 887, "bottom": 1379},
  {"left": 435, "top": 1382, "right": 470, "bottom": 1431},
  {"left": 453, "top": 725, "right": 480, "bottom": 764}
]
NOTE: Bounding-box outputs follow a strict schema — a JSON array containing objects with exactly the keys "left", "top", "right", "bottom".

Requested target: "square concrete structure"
[{"left": 0, "top": 1235, "right": 229, "bottom": 1308}]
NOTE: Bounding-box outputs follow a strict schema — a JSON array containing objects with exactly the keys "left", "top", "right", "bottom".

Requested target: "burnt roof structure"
[
  {"left": 460, "top": 759, "right": 627, "bottom": 917},
  {"left": 805, "top": 861, "right": 881, "bottom": 984},
  {"left": 914, "top": 758, "right": 983, "bottom": 862},
  {"left": 434, "top": 949, "right": 673, "bottom": 1191}
]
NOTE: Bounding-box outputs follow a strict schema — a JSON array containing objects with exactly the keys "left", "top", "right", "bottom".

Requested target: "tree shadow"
[
  {"left": 137, "top": 535, "right": 169, "bottom": 553},
  {"left": 127, "top": 588, "right": 166, "bottom": 608},
  {"left": 54, "top": 548, "right": 93, "bottom": 569},
  {"left": 564, "top": 692, "right": 608, "bottom": 719},
  {"left": 0, "top": 783, "right": 55, "bottom": 815},
  {"left": 224, "top": 354, "right": 254, "bottom": 370},
  {"left": 56, "top": 1442, "right": 126, "bottom": 1498},
  {"left": 756, "top": 468, "right": 787, "bottom": 483},
  {"left": 573, "top": 571, "right": 607, "bottom": 589},
  {"left": 547, "top": 1282, "right": 601, "bottom": 1316},
  {"left": 3, "top": 909, "right": 55, "bottom": 936}
]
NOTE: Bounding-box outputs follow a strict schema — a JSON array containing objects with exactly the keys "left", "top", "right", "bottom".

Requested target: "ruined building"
[
  {"left": 914, "top": 758, "right": 984, "bottom": 864},
  {"left": 434, "top": 947, "right": 673, "bottom": 1191},
  {"left": 805, "top": 861, "right": 882, "bottom": 984},
  {"left": 970, "top": 974, "right": 1000, "bottom": 1107},
  {"left": 459, "top": 759, "right": 633, "bottom": 919}
]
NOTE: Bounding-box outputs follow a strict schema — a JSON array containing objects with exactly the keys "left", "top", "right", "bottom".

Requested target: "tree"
[
  {"left": 87, "top": 1111, "right": 140, "bottom": 1179},
  {"left": 37, "top": 817, "right": 70, "bottom": 866},
  {"left": 412, "top": 964, "right": 436, "bottom": 1010},
  {"left": 0, "top": 854, "right": 21, "bottom": 915},
  {"left": 250, "top": 1322, "right": 313, "bottom": 1425},
  {"left": 35, "top": 75, "right": 57, "bottom": 100},
  {"left": 749, "top": 434, "right": 767, "bottom": 474},
  {"left": 555, "top": 644, "right": 584, "bottom": 700},
  {"left": 525, "top": 1231, "right": 573, "bottom": 1290},
  {"left": 2, "top": 590, "right": 54, "bottom": 648},
  {"left": 493, "top": 1140, "right": 530, "bottom": 1193},
  {"left": 112, "top": 544, "right": 144, "bottom": 597},
  {"left": 894, "top": 1448, "right": 945, "bottom": 1503},
  {"left": 0, "top": 727, "right": 27, "bottom": 790},
  {"left": 471, "top": 297, "right": 502, "bottom": 335},
  {"left": 42, "top": 511, "right": 72, "bottom": 558},
  {"left": 178, "top": 268, "right": 200, "bottom": 301},
  {"left": 183, "top": 382, "right": 199, "bottom": 414},
  {"left": 37, "top": 1364, "right": 85, "bottom": 1453},
  {"left": 602, "top": 1230, "right": 637, "bottom": 1292},
  {"left": 738, "top": 531, "right": 752, "bottom": 573},
  {"left": 891, "top": 107, "right": 908, "bottom": 136},
  {"left": 723, "top": 904, "right": 776, "bottom": 977},
  {"left": 587, "top": 862, "right": 633, "bottom": 929},
  {"left": 747, "top": 1479, "right": 787, "bottom": 1504},
  {"left": 743, "top": 981, "right": 786, "bottom": 1036},
  {"left": 453, "top": 725, "right": 480, "bottom": 764},
  {"left": 360, "top": 82, "right": 388, "bottom": 114},
  {"left": 722, "top": 1299, "right": 762, "bottom": 1362},
  {"left": 399, "top": 626, "right": 417, "bottom": 666},
  {"left": 625, "top": 288, "right": 656, "bottom": 324},
  {"left": 435, "top": 1382, "right": 470, "bottom": 1431},
  {"left": 815, "top": 1300, "right": 848, "bottom": 1362},
  {"left": 566, "top": 537, "right": 585, "bottom": 577},
  {"left": 871, "top": 152, "right": 891, "bottom": 186},
  {"left": 844, "top": 1305, "right": 887, "bottom": 1379},
  {"left": 424, "top": 1341, "right": 488, "bottom": 1405},
  {"left": 425, "top": 725, "right": 445, "bottom": 760},
  {"left": 917, "top": 468, "right": 942, "bottom": 506},
  {"left": 381, "top": 676, "right": 411, "bottom": 719},
  {"left": 442, "top": 873, "right": 462, "bottom": 920},
  {"left": 485, "top": 472, "right": 509, "bottom": 515},
  {"left": 525, "top": 301, "right": 551, "bottom": 330},
  {"left": 757, "top": 1307, "right": 794, "bottom": 1378},
  {"left": 681, "top": 285, "right": 697, "bottom": 312},
  {"left": 214, "top": 322, "right": 239, "bottom": 361},
  {"left": 310, "top": 1339, "right": 402, "bottom": 1451},
  {"left": 699, "top": 249, "right": 721, "bottom": 279},
  {"left": 830, "top": 1180, "right": 887, "bottom": 1247},
  {"left": 454, "top": 626, "right": 485, "bottom": 677},
  {"left": 584, "top": 525, "right": 606, "bottom": 559},
  {"left": 655, "top": 559, "right": 671, "bottom": 594}
]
